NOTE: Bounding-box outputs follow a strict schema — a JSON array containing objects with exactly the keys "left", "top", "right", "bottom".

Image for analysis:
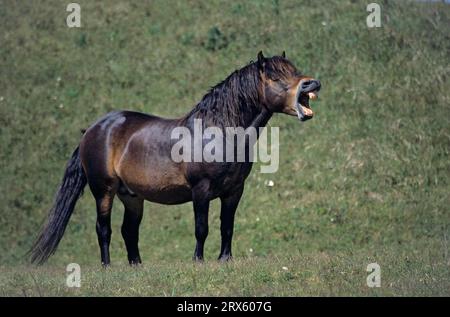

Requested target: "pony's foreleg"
[
  {"left": 118, "top": 192, "right": 144, "bottom": 265},
  {"left": 192, "top": 182, "right": 211, "bottom": 262},
  {"left": 218, "top": 185, "right": 244, "bottom": 262}
]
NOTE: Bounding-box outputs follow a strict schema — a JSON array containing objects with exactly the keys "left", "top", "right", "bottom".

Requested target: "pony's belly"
[
  {"left": 137, "top": 184, "right": 192, "bottom": 205},
  {"left": 118, "top": 168, "right": 192, "bottom": 205},
  {"left": 116, "top": 138, "right": 192, "bottom": 204}
]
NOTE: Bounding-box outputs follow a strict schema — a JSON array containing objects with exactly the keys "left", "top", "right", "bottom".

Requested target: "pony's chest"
[{"left": 201, "top": 162, "right": 253, "bottom": 196}]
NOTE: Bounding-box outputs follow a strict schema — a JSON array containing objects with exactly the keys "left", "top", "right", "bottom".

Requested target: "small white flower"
[
  {"left": 249, "top": 248, "right": 253, "bottom": 253},
  {"left": 282, "top": 266, "right": 288, "bottom": 271},
  {"left": 0, "top": 96, "right": 4, "bottom": 102},
  {"left": 59, "top": 104, "right": 64, "bottom": 109},
  {"left": 256, "top": 217, "right": 260, "bottom": 222},
  {"left": 321, "top": 21, "right": 327, "bottom": 26},
  {"left": 265, "top": 180, "right": 274, "bottom": 187}
]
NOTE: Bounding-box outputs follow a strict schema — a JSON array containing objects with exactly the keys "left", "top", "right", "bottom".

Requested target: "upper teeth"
[{"left": 308, "top": 92, "right": 317, "bottom": 100}]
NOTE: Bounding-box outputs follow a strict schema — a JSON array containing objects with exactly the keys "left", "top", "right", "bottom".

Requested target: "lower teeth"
[{"left": 295, "top": 103, "right": 304, "bottom": 120}]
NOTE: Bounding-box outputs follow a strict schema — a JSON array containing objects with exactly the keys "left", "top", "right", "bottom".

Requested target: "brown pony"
[{"left": 29, "top": 52, "right": 321, "bottom": 266}]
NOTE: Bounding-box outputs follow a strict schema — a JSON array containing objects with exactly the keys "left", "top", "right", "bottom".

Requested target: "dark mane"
[{"left": 184, "top": 60, "right": 262, "bottom": 128}]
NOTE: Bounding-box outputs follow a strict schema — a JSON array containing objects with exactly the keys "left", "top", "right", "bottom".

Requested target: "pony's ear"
[
  {"left": 257, "top": 51, "right": 266, "bottom": 71},
  {"left": 281, "top": 51, "right": 286, "bottom": 58}
]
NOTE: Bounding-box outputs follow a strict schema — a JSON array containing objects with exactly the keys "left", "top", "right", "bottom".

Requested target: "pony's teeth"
[
  {"left": 295, "top": 103, "right": 304, "bottom": 120},
  {"left": 308, "top": 92, "right": 317, "bottom": 100}
]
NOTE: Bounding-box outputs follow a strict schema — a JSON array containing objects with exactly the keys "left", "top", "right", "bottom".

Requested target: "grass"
[
  {"left": 0, "top": 0, "right": 449, "bottom": 296},
  {"left": 2, "top": 250, "right": 449, "bottom": 297}
]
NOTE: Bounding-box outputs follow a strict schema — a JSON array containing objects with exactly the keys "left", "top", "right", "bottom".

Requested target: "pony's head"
[{"left": 257, "top": 51, "right": 321, "bottom": 121}]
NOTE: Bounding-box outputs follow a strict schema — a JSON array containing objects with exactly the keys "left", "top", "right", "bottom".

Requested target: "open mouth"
[
  {"left": 295, "top": 91, "right": 318, "bottom": 121},
  {"left": 294, "top": 79, "right": 321, "bottom": 122}
]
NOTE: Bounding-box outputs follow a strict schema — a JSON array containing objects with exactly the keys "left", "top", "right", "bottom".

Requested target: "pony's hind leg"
[
  {"left": 89, "top": 177, "right": 119, "bottom": 267},
  {"left": 117, "top": 188, "right": 144, "bottom": 265},
  {"left": 95, "top": 192, "right": 116, "bottom": 267}
]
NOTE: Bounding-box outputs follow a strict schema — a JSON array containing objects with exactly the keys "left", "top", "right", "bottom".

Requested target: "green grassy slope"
[{"left": 0, "top": 0, "right": 449, "bottom": 296}]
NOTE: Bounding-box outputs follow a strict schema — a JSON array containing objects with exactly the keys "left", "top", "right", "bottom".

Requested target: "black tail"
[{"left": 28, "top": 146, "right": 87, "bottom": 265}]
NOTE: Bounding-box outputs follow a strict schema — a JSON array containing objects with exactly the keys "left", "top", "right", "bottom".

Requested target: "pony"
[{"left": 29, "top": 52, "right": 321, "bottom": 266}]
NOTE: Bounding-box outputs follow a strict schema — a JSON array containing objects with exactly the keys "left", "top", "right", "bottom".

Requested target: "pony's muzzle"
[{"left": 299, "top": 79, "right": 321, "bottom": 93}]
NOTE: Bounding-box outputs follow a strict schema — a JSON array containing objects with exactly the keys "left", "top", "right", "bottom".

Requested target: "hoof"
[
  {"left": 129, "top": 260, "right": 142, "bottom": 267},
  {"left": 192, "top": 255, "right": 204, "bottom": 263},
  {"left": 218, "top": 255, "right": 233, "bottom": 262}
]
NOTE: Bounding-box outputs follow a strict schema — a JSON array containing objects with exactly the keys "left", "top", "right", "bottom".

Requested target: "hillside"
[{"left": 0, "top": 0, "right": 449, "bottom": 295}]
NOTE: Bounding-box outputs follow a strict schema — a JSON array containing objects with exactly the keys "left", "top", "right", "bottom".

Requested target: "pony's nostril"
[
  {"left": 301, "top": 79, "right": 321, "bottom": 91},
  {"left": 301, "top": 80, "right": 312, "bottom": 88},
  {"left": 314, "top": 80, "right": 321, "bottom": 91}
]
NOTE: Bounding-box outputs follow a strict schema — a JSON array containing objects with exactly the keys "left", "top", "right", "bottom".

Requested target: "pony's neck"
[
  {"left": 248, "top": 108, "right": 272, "bottom": 131},
  {"left": 184, "top": 63, "right": 271, "bottom": 130}
]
